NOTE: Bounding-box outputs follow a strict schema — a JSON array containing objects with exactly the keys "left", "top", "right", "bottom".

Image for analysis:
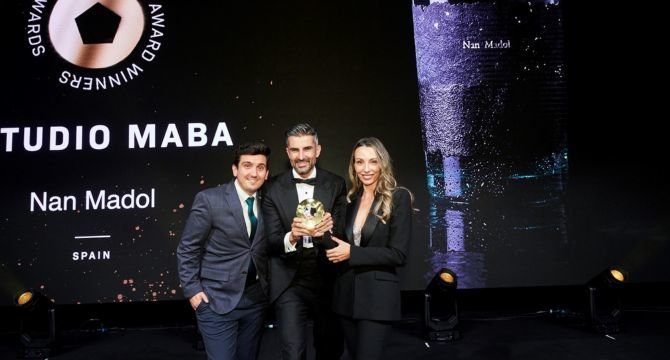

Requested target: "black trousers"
[
  {"left": 339, "top": 316, "right": 391, "bottom": 360},
  {"left": 275, "top": 284, "right": 344, "bottom": 360}
]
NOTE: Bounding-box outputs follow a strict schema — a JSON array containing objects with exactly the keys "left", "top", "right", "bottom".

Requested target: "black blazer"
[
  {"left": 332, "top": 188, "right": 412, "bottom": 321},
  {"left": 262, "top": 168, "right": 347, "bottom": 303},
  {"left": 176, "top": 180, "right": 269, "bottom": 314}
]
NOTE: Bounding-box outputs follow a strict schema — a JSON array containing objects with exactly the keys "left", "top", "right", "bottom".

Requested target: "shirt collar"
[
  {"left": 234, "top": 179, "right": 256, "bottom": 203},
  {"left": 292, "top": 168, "right": 317, "bottom": 180}
]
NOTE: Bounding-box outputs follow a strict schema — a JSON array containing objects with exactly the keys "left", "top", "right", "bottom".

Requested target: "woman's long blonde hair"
[{"left": 347, "top": 137, "right": 406, "bottom": 222}]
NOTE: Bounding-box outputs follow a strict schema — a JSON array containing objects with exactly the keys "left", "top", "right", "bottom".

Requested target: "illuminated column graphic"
[{"left": 412, "top": 0, "right": 568, "bottom": 288}]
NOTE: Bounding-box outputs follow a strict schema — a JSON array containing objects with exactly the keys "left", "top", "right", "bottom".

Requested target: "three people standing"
[{"left": 177, "top": 127, "right": 412, "bottom": 360}]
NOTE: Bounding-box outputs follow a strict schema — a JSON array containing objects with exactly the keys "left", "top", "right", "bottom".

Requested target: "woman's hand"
[{"left": 326, "top": 236, "right": 351, "bottom": 263}]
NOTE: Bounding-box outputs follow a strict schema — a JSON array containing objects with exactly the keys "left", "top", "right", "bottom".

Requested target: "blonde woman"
[{"left": 326, "top": 137, "right": 413, "bottom": 360}]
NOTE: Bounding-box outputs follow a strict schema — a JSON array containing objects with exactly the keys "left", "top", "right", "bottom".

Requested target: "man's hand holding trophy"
[{"left": 290, "top": 199, "right": 334, "bottom": 248}]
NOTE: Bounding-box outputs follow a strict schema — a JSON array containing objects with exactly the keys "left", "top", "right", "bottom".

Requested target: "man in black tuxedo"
[
  {"left": 263, "top": 123, "right": 346, "bottom": 360},
  {"left": 177, "top": 141, "right": 271, "bottom": 360}
]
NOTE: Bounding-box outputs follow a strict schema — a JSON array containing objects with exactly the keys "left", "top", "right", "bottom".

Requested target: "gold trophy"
[{"left": 296, "top": 199, "right": 325, "bottom": 229}]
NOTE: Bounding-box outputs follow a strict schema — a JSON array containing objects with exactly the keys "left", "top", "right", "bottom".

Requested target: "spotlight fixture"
[
  {"left": 586, "top": 267, "right": 627, "bottom": 334},
  {"left": 15, "top": 289, "right": 57, "bottom": 359},
  {"left": 424, "top": 268, "right": 460, "bottom": 341}
]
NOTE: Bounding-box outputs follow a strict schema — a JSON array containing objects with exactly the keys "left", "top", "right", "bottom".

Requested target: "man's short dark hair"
[
  {"left": 233, "top": 141, "right": 271, "bottom": 166},
  {"left": 284, "top": 123, "right": 319, "bottom": 146}
]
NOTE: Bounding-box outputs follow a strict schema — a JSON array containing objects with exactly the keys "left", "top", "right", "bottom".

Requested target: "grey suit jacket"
[{"left": 177, "top": 180, "right": 269, "bottom": 314}]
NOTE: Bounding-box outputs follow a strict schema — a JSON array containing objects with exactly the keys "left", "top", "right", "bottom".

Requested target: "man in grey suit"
[
  {"left": 177, "top": 141, "right": 271, "bottom": 360},
  {"left": 263, "top": 124, "right": 346, "bottom": 360}
]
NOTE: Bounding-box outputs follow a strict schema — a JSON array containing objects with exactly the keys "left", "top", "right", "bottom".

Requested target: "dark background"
[
  {"left": 1, "top": 0, "right": 667, "bottom": 307},
  {"left": 563, "top": 0, "right": 668, "bottom": 284}
]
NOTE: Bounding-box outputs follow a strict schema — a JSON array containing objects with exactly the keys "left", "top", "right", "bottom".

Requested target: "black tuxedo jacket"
[
  {"left": 262, "top": 168, "right": 347, "bottom": 303},
  {"left": 332, "top": 188, "right": 412, "bottom": 321}
]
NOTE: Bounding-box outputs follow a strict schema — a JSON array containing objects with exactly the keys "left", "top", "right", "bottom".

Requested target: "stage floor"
[{"left": 1, "top": 309, "right": 668, "bottom": 360}]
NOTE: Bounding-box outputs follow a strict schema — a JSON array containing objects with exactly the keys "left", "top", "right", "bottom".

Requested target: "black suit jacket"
[
  {"left": 177, "top": 180, "right": 269, "bottom": 314},
  {"left": 332, "top": 188, "right": 412, "bottom": 321},
  {"left": 262, "top": 168, "right": 347, "bottom": 303}
]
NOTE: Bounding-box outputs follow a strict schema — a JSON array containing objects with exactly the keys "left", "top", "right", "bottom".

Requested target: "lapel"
[
  {"left": 279, "top": 172, "right": 300, "bottom": 225},
  {"left": 359, "top": 194, "right": 381, "bottom": 247},
  {"left": 254, "top": 192, "right": 264, "bottom": 245},
  {"left": 223, "top": 180, "right": 251, "bottom": 244},
  {"left": 346, "top": 191, "right": 381, "bottom": 247},
  {"left": 345, "top": 194, "right": 358, "bottom": 244},
  {"left": 314, "top": 171, "right": 333, "bottom": 210}
]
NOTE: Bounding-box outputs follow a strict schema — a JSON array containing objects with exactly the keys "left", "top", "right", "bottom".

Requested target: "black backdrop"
[{"left": 1, "top": 0, "right": 668, "bottom": 306}]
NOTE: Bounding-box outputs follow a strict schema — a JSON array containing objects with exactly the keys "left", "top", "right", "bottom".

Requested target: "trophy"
[
  {"left": 296, "top": 198, "right": 325, "bottom": 229},
  {"left": 295, "top": 198, "right": 338, "bottom": 249}
]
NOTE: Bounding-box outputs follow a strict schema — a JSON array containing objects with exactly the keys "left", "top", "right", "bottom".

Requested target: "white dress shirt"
[
  {"left": 234, "top": 180, "right": 257, "bottom": 238},
  {"left": 284, "top": 168, "right": 317, "bottom": 252}
]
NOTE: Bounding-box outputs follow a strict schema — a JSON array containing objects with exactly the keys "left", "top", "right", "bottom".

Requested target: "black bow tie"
[{"left": 292, "top": 177, "right": 316, "bottom": 185}]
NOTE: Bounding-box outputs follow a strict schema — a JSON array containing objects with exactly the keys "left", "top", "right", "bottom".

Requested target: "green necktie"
[
  {"left": 245, "top": 197, "right": 257, "bottom": 241},
  {"left": 244, "top": 196, "right": 258, "bottom": 285}
]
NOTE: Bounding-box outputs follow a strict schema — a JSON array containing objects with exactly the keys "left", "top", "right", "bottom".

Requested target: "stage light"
[
  {"left": 424, "top": 268, "right": 460, "bottom": 341},
  {"left": 14, "top": 289, "right": 57, "bottom": 359},
  {"left": 586, "top": 267, "right": 627, "bottom": 334},
  {"left": 16, "top": 290, "right": 34, "bottom": 307}
]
